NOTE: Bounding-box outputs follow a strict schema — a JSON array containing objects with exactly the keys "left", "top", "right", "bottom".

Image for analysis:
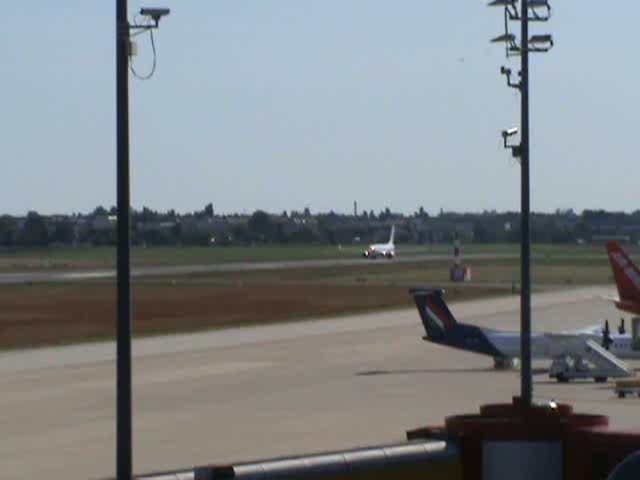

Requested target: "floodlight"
[
  {"left": 489, "top": 0, "right": 521, "bottom": 21},
  {"left": 491, "top": 33, "right": 519, "bottom": 54},
  {"left": 491, "top": 33, "right": 516, "bottom": 44},
  {"left": 488, "top": 0, "right": 517, "bottom": 6},
  {"left": 527, "top": 0, "right": 552, "bottom": 22},
  {"left": 529, "top": 34, "right": 553, "bottom": 45},
  {"left": 529, "top": 34, "right": 553, "bottom": 51}
]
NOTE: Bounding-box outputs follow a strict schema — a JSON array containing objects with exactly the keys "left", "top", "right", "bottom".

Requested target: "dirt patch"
[{"left": 0, "top": 283, "right": 501, "bottom": 350}]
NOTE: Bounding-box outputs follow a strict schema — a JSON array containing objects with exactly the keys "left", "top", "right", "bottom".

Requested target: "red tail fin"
[{"left": 606, "top": 241, "right": 640, "bottom": 302}]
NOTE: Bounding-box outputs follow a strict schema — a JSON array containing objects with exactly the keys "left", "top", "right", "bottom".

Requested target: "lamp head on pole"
[
  {"left": 528, "top": 34, "right": 554, "bottom": 51},
  {"left": 488, "top": 0, "right": 517, "bottom": 6}
]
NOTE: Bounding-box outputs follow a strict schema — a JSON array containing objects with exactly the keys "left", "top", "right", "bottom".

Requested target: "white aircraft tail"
[{"left": 388, "top": 225, "right": 395, "bottom": 245}]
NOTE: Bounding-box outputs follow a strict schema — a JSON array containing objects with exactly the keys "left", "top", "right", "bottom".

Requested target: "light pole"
[
  {"left": 489, "top": 0, "right": 553, "bottom": 409},
  {"left": 115, "top": 4, "right": 169, "bottom": 479}
]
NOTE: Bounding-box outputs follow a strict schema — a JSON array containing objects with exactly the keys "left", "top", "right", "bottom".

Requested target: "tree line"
[{"left": 1, "top": 207, "right": 639, "bottom": 248}]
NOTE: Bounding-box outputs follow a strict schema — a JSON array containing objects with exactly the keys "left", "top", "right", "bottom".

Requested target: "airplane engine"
[{"left": 493, "top": 357, "right": 518, "bottom": 370}]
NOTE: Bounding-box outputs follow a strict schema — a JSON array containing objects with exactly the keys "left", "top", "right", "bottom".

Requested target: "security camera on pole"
[
  {"left": 488, "top": 0, "right": 553, "bottom": 409},
  {"left": 115, "top": 4, "right": 169, "bottom": 479}
]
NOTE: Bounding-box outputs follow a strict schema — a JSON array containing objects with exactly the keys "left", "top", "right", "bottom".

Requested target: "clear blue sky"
[{"left": 1, "top": 2, "right": 638, "bottom": 216}]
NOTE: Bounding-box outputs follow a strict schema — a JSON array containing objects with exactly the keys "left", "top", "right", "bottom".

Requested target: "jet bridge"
[{"left": 549, "top": 339, "right": 634, "bottom": 383}]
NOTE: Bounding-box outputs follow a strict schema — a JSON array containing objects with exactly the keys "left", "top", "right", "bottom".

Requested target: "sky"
[{"left": 1, "top": 2, "right": 638, "bottom": 217}]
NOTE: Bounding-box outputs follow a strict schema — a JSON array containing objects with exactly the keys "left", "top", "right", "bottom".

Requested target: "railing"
[{"left": 136, "top": 439, "right": 461, "bottom": 480}]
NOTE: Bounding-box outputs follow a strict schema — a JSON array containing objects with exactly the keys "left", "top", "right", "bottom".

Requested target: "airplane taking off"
[
  {"left": 363, "top": 225, "right": 395, "bottom": 259},
  {"left": 606, "top": 241, "right": 640, "bottom": 315},
  {"left": 411, "top": 288, "right": 639, "bottom": 381}
]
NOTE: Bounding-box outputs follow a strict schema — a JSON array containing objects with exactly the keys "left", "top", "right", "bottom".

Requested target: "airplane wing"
[
  {"left": 602, "top": 294, "right": 620, "bottom": 303},
  {"left": 561, "top": 324, "right": 602, "bottom": 336}
]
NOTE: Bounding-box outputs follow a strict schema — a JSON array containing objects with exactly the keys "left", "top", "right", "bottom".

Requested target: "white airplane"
[
  {"left": 363, "top": 226, "right": 395, "bottom": 259},
  {"left": 411, "top": 287, "right": 640, "bottom": 382}
]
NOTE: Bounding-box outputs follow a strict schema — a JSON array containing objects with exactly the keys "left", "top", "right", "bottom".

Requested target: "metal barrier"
[
  {"left": 137, "top": 439, "right": 461, "bottom": 480},
  {"left": 137, "top": 474, "right": 194, "bottom": 480}
]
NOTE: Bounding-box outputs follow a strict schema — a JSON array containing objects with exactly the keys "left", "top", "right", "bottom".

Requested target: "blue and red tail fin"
[{"left": 410, "top": 288, "right": 458, "bottom": 339}]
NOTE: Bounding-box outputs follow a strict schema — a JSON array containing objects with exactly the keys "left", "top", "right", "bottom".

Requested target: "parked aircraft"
[
  {"left": 363, "top": 226, "right": 395, "bottom": 259},
  {"left": 411, "top": 288, "right": 639, "bottom": 381},
  {"left": 606, "top": 241, "right": 640, "bottom": 315}
]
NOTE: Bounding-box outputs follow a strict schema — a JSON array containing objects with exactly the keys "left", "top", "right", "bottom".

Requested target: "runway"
[
  {"left": 0, "top": 252, "right": 517, "bottom": 285},
  {"left": 2, "top": 285, "right": 638, "bottom": 479}
]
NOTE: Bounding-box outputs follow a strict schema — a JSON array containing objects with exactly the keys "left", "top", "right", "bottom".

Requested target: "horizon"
[{"left": 4, "top": 205, "right": 638, "bottom": 219}]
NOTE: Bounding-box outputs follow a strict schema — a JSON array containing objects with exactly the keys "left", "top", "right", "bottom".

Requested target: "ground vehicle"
[
  {"left": 614, "top": 378, "right": 640, "bottom": 398},
  {"left": 549, "top": 351, "right": 612, "bottom": 383}
]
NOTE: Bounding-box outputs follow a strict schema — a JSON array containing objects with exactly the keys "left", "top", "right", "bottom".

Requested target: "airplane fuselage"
[
  {"left": 426, "top": 326, "right": 640, "bottom": 361},
  {"left": 482, "top": 328, "right": 640, "bottom": 360},
  {"left": 363, "top": 226, "right": 395, "bottom": 259},
  {"left": 363, "top": 243, "right": 395, "bottom": 259}
]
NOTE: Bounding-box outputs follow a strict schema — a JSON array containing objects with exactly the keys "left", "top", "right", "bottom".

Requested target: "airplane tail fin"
[
  {"left": 389, "top": 225, "right": 395, "bottom": 245},
  {"left": 606, "top": 241, "right": 640, "bottom": 302},
  {"left": 410, "top": 288, "right": 458, "bottom": 340}
]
